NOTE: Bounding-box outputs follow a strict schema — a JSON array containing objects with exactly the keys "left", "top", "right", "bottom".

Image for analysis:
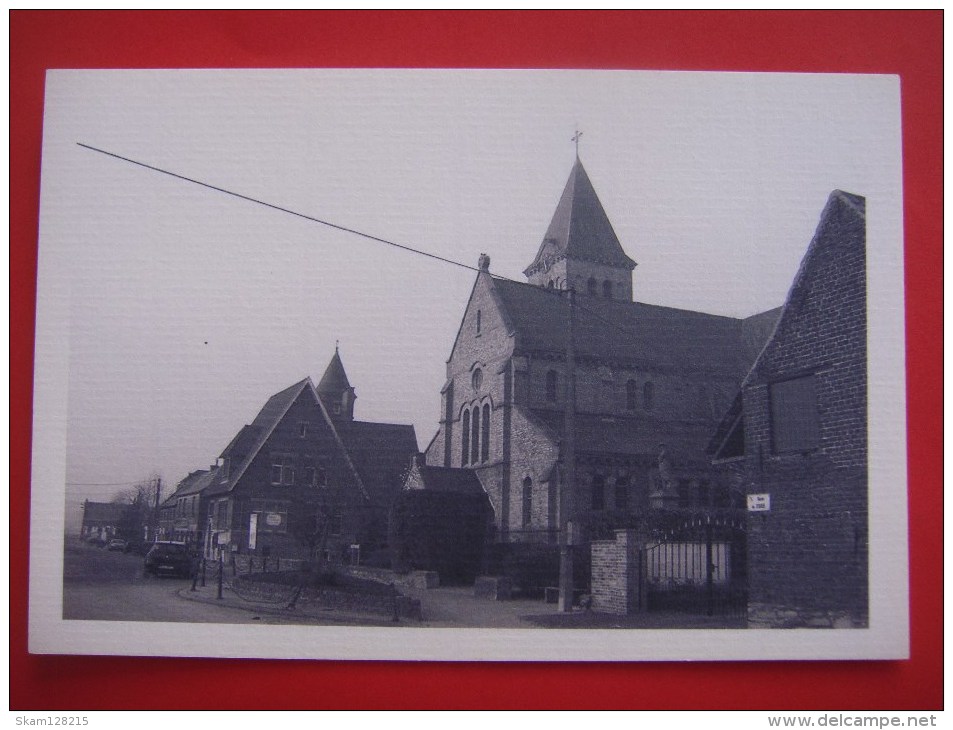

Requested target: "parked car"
[
  {"left": 143, "top": 541, "right": 194, "bottom": 578},
  {"left": 107, "top": 538, "right": 128, "bottom": 552}
]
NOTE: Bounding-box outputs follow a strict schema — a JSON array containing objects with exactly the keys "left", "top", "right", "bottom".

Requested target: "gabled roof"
[
  {"left": 408, "top": 464, "right": 486, "bottom": 496},
  {"left": 524, "top": 158, "right": 636, "bottom": 275},
  {"left": 162, "top": 468, "right": 221, "bottom": 507},
  {"left": 317, "top": 347, "right": 352, "bottom": 396},
  {"left": 743, "top": 189, "right": 865, "bottom": 390},
  {"left": 203, "top": 377, "right": 391, "bottom": 503},
  {"left": 205, "top": 378, "right": 321, "bottom": 497},
  {"left": 219, "top": 425, "right": 261, "bottom": 460},
  {"left": 492, "top": 278, "right": 763, "bottom": 377},
  {"left": 337, "top": 420, "right": 419, "bottom": 503},
  {"left": 706, "top": 190, "right": 866, "bottom": 454}
]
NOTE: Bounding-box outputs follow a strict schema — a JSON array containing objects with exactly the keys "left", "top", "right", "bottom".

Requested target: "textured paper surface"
[{"left": 30, "top": 69, "right": 907, "bottom": 660}]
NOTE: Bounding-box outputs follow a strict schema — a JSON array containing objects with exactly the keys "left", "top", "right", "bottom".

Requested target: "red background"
[{"left": 10, "top": 11, "right": 942, "bottom": 710}]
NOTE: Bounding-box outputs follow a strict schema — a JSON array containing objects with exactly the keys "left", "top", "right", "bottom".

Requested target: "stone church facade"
[{"left": 423, "top": 158, "right": 781, "bottom": 545}]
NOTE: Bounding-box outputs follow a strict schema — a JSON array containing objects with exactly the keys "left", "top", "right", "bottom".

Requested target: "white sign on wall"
[
  {"left": 248, "top": 513, "right": 258, "bottom": 551},
  {"left": 747, "top": 494, "right": 771, "bottom": 512}
]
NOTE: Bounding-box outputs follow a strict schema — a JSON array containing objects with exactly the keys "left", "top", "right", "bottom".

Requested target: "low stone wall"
[
  {"left": 748, "top": 602, "right": 868, "bottom": 629},
  {"left": 232, "top": 575, "right": 421, "bottom": 620},
  {"left": 232, "top": 554, "right": 305, "bottom": 574},
  {"left": 345, "top": 566, "right": 440, "bottom": 590}
]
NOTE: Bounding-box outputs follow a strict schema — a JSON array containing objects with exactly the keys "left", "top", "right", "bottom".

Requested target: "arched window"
[
  {"left": 546, "top": 370, "right": 558, "bottom": 402},
  {"left": 481, "top": 403, "right": 490, "bottom": 462},
  {"left": 614, "top": 475, "right": 629, "bottom": 512},
  {"left": 602, "top": 280, "right": 612, "bottom": 299},
  {"left": 522, "top": 477, "right": 533, "bottom": 527},
  {"left": 471, "top": 405, "right": 480, "bottom": 465},
  {"left": 626, "top": 379, "right": 637, "bottom": 410},
  {"left": 547, "top": 280, "right": 555, "bottom": 289},
  {"left": 587, "top": 277, "right": 597, "bottom": 296},
  {"left": 643, "top": 381, "right": 655, "bottom": 410},
  {"left": 461, "top": 409, "right": 470, "bottom": 466},
  {"left": 591, "top": 474, "right": 606, "bottom": 511}
]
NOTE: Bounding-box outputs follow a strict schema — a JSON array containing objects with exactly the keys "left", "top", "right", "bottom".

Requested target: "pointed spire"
[
  {"left": 318, "top": 347, "right": 352, "bottom": 395},
  {"left": 524, "top": 158, "right": 636, "bottom": 277}
]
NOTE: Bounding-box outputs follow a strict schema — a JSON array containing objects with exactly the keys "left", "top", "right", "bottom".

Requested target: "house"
[
  {"left": 421, "top": 157, "right": 780, "bottom": 552},
  {"left": 80, "top": 500, "right": 138, "bottom": 542},
  {"left": 158, "top": 468, "right": 219, "bottom": 546},
  {"left": 708, "top": 190, "right": 868, "bottom": 628},
  {"left": 200, "top": 349, "right": 418, "bottom": 564}
]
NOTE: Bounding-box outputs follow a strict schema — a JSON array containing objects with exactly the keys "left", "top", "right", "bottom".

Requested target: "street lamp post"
[{"left": 558, "top": 288, "right": 576, "bottom": 612}]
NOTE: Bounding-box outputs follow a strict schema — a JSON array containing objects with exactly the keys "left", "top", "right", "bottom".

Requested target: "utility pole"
[
  {"left": 152, "top": 476, "right": 161, "bottom": 542},
  {"left": 558, "top": 287, "right": 577, "bottom": 612}
]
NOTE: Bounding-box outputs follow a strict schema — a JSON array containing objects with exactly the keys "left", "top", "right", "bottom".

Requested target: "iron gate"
[{"left": 644, "top": 512, "right": 747, "bottom": 618}]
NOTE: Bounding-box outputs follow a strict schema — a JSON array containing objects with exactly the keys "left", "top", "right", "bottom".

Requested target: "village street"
[
  {"left": 63, "top": 540, "right": 742, "bottom": 629},
  {"left": 62, "top": 540, "right": 324, "bottom": 625},
  {"left": 63, "top": 540, "right": 561, "bottom": 627}
]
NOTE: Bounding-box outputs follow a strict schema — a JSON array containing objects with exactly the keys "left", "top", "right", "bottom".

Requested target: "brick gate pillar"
[{"left": 590, "top": 528, "right": 648, "bottom": 615}]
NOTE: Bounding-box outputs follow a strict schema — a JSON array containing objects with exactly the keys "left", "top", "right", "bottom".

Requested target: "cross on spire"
[{"left": 571, "top": 128, "right": 583, "bottom": 158}]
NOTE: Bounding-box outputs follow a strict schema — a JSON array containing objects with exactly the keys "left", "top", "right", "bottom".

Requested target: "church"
[{"left": 420, "top": 156, "right": 781, "bottom": 545}]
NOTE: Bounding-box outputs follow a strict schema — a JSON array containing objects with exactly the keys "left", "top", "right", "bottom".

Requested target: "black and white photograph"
[{"left": 29, "top": 69, "right": 907, "bottom": 661}]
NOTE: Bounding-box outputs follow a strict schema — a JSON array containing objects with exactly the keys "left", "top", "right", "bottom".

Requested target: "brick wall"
[
  {"left": 590, "top": 529, "right": 641, "bottom": 614},
  {"left": 742, "top": 193, "right": 868, "bottom": 628}
]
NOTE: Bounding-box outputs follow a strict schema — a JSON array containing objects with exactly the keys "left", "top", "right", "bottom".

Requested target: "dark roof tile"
[{"left": 494, "top": 278, "right": 756, "bottom": 375}]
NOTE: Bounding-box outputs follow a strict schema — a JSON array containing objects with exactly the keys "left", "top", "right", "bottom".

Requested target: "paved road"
[{"left": 63, "top": 541, "right": 326, "bottom": 625}]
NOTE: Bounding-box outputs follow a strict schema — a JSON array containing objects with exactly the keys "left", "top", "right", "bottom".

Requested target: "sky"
[{"left": 34, "top": 69, "right": 901, "bottom": 531}]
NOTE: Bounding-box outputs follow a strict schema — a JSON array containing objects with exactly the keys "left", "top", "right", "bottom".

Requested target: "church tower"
[
  {"left": 523, "top": 157, "right": 636, "bottom": 301},
  {"left": 317, "top": 346, "right": 356, "bottom": 422}
]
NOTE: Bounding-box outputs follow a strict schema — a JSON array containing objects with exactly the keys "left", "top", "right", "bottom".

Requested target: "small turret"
[{"left": 317, "top": 345, "right": 356, "bottom": 422}]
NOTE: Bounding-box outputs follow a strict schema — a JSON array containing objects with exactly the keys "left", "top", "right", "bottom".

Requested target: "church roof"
[
  {"left": 317, "top": 348, "right": 352, "bottom": 395},
  {"left": 524, "top": 158, "right": 636, "bottom": 276},
  {"left": 493, "top": 278, "right": 772, "bottom": 377}
]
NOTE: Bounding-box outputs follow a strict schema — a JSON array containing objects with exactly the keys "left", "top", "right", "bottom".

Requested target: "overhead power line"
[
  {"left": 78, "top": 143, "right": 485, "bottom": 275},
  {"left": 77, "top": 142, "right": 649, "bottom": 343}
]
